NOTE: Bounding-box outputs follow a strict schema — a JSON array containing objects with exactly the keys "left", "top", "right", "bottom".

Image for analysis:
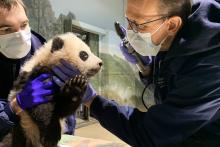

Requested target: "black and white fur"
[{"left": 1, "top": 32, "right": 102, "bottom": 147}]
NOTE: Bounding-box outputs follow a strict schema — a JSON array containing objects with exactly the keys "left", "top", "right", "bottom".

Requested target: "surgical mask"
[
  {"left": 127, "top": 21, "right": 166, "bottom": 56},
  {"left": 0, "top": 27, "right": 31, "bottom": 59}
]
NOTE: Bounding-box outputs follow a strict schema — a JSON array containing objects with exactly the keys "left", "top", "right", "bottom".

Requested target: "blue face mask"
[
  {"left": 0, "top": 27, "right": 31, "bottom": 59},
  {"left": 127, "top": 21, "right": 167, "bottom": 56}
]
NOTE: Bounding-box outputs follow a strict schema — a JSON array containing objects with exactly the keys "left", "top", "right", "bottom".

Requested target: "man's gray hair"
[{"left": 159, "top": 0, "right": 192, "bottom": 23}]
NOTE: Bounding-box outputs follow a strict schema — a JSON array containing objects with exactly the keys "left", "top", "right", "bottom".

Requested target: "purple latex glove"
[
  {"left": 52, "top": 59, "right": 81, "bottom": 87},
  {"left": 120, "top": 42, "right": 152, "bottom": 65},
  {"left": 64, "top": 114, "right": 76, "bottom": 135},
  {"left": 119, "top": 25, "right": 152, "bottom": 65},
  {"left": 82, "top": 83, "right": 97, "bottom": 103},
  {"left": 16, "top": 74, "right": 55, "bottom": 110},
  {"left": 52, "top": 59, "right": 97, "bottom": 103}
]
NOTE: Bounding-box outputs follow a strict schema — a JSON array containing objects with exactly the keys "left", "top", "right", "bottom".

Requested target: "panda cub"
[{"left": 4, "top": 32, "right": 102, "bottom": 147}]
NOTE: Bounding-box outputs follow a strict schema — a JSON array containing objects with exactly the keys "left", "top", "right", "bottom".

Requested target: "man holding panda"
[
  {"left": 1, "top": 0, "right": 220, "bottom": 147},
  {"left": 0, "top": 0, "right": 78, "bottom": 140}
]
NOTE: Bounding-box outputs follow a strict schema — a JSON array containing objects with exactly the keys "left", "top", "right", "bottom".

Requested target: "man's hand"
[
  {"left": 119, "top": 25, "right": 152, "bottom": 66},
  {"left": 52, "top": 59, "right": 80, "bottom": 87},
  {"left": 16, "top": 73, "right": 55, "bottom": 110},
  {"left": 120, "top": 42, "right": 152, "bottom": 66}
]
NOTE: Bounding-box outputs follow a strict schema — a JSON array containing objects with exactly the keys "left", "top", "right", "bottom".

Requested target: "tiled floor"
[{"left": 75, "top": 122, "right": 129, "bottom": 145}]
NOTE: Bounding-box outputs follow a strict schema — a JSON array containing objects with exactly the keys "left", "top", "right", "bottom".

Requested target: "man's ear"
[
  {"left": 51, "top": 37, "right": 64, "bottom": 53},
  {"left": 167, "top": 16, "right": 182, "bottom": 35}
]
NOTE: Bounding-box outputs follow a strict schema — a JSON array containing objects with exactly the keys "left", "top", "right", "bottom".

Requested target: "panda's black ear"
[{"left": 51, "top": 37, "right": 64, "bottom": 53}]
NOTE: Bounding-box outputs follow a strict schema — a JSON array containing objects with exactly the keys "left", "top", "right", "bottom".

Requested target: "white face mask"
[
  {"left": 0, "top": 27, "right": 31, "bottom": 59},
  {"left": 127, "top": 22, "right": 166, "bottom": 56}
]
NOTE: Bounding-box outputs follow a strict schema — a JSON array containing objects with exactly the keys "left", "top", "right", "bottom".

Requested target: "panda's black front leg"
[
  {"left": 55, "top": 74, "right": 88, "bottom": 118},
  {"left": 40, "top": 116, "right": 61, "bottom": 147},
  {"left": 42, "top": 75, "right": 88, "bottom": 146}
]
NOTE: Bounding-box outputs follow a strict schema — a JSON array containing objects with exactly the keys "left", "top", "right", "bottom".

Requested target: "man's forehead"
[
  {"left": 0, "top": 3, "right": 28, "bottom": 27},
  {"left": 126, "top": 0, "right": 161, "bottom": 20},
  {"left": 0, "top": 2, "right": 26, "bottom": 16}
]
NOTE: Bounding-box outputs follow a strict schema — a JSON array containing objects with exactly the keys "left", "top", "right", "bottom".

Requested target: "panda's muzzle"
[{"left": 87, "top": 66, "right": 102, "bottom": 77}]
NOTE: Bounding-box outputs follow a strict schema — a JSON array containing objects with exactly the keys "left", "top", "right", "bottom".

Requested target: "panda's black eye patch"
[{"left": 79, "top": 51, "right": 89, "bottom": 61}]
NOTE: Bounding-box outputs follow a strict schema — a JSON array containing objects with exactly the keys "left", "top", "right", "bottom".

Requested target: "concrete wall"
[{"left": 49, "top": 0, "right": 126, "bottom": 31}]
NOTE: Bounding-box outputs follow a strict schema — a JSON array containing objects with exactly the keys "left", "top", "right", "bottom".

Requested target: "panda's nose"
[{"left": 98, "top": 62, "right": 103, "bottom": 67}]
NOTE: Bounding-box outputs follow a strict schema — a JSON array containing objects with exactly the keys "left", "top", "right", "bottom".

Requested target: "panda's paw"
[
  {"left": 70, "top": 74, "right": 88, "bottom": 95},
  {"left": 63, "top": 74, "right": 88, "bottom": 97}
]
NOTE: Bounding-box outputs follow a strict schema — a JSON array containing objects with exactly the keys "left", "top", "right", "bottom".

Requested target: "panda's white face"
[
  {"left": 78, "top": 49, "right": 102, "bottom": 77},
  {"left": 55, "top": 33, "right": 102, "bottom": 78}
]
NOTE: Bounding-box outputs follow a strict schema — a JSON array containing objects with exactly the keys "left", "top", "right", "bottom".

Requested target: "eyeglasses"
[{"left": 126, "top": 15, "right": 168, "bottom": 33}]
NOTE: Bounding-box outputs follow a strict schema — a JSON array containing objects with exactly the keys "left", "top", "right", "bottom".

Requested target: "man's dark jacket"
[
  {"left": 0, "top": 31, "right": 45, "bottom": 141},
  {"left": 90, "top": 0, "right": 220, "bottom": 146}
]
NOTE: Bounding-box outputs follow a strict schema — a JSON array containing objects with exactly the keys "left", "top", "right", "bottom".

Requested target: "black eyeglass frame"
[{"left": 126, "top": 15, "right": 168, "bottom": 33}]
